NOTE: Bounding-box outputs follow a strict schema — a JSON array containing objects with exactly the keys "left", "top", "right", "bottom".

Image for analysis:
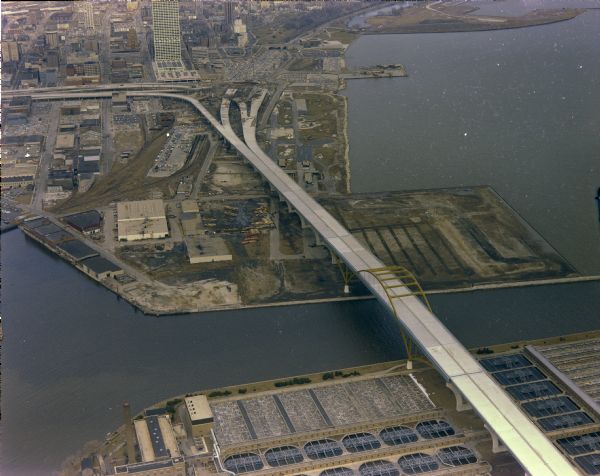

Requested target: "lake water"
[
  {"left": 469, "top": 0, "right": 600, "bottom": 17},
  {"left": 344, "top": 10, "right": 600, "bottom": 274},
  {"left": 3, "top": 8, "right": 600, "bottom": 476}
]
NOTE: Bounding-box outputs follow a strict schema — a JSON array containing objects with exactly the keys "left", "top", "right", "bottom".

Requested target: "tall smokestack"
[{"left": 122, "top": 401, "right": 135, "bottom": 463}]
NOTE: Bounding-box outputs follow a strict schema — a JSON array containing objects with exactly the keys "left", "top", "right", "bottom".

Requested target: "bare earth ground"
[
  {"left": 363, "top": 4, "right": 583, "bottom": 34},
  {"left": 320, "top": 186, "right": 578, "bottom": 290}
]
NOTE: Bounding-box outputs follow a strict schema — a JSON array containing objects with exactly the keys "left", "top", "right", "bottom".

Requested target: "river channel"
[{"left": 2, "top": 6, "right": 600, "bottom": 476}]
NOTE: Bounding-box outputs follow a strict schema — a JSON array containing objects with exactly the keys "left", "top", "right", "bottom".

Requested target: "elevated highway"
[
  {"left": 22, "top": 88, "right": 578, "bottom": 476},
  {"left": 1, "top": 81, "right": 211, "bottom": 98}
]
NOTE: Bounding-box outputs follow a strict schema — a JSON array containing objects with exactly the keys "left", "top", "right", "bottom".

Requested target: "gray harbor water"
[{"left": 345, "top": 9, "right": 600, "bottom": 274}]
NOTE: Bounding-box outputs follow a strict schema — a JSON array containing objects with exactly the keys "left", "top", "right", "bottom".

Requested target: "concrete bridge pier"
[
  {"left": 300, "top": 216, "right": 309, "bottom": 229},
  {"left": 446, "top": 382, "right": 473, "bottom": 412},
  {"left": 329, "top": 249, "right": 339, "bottom": 265},
  {"left": 485, "top": 423, "right": 508, "bottom": 454},
  {"left": 312, "top": 229, "right": 323, "bottom": 246}
]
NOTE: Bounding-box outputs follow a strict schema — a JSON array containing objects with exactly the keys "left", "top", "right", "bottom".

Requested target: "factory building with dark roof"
[
  {"left": 64, "top": 210, "right": 103, "bottom": 235},
  {"left": 80, "top": 256, "right": 124, "bottom": 280}
]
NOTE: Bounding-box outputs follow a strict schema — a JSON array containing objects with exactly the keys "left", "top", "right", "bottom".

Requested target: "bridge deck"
[{"left": 27, "top": 90, "right": 578, "bottom": 476}]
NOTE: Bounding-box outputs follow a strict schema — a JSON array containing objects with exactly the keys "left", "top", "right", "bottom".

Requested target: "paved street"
[
  {"left": 101, "top": 98, "right": 115, "bottom": 175},
  {"left": 31, "top": 102, "right": 60, "bottom": 210}
]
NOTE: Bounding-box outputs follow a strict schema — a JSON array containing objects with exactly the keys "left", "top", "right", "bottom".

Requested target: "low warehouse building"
[
  {"left": 21, "top": 217, "right": 50, "bottom": 229},
  {"left": 55, "top": 132, "right": 75, "bottom": 151},
  {"left": 80, "top": 256, "right": 124, "bottom": 279},
  {"left": 185, "top": 236, "right": 232, "bottom": 264},
  {"left": 64, "top": 210, "right": 103, "bottom": 235},
  {"left": 0, "top": 174, "right": 35, "bottom": 189},
  {"left": 134, "top": 415, "right": 181, "bottom": 462},
  {"left": 35, "top": 223, "right": 63, "bottom": 237},
  {"left": 181, "top": 200, "right": 199, "bottom": 214},
  {"left": 117, "top": 199, "right": 169, "bottom": 241},
  {"left": 45, "top": 230, "right": 75, "bottom": 244},
  {"left": 56, "top": 240, "right": 99, "bottom": 261},
  {"left": 1, "top": 163, "right": 37, "bottom": 189}
]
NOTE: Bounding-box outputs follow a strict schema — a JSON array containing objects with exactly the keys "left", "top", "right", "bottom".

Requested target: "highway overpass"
[
  {"left": 1, "top": 81, "right": 211, "bottom": 98},
  {"left": 22, "top": 88, "right": 578, "bottom": 476}
]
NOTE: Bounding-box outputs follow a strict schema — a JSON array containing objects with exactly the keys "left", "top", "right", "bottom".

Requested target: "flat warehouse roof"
[
  {"left": 185, "top": 395, "right": 213, "bottom": 423},
  {"left": 56, "top": 133, "right": 75, "bottom": 149},
  {"left": 36, "top": 223, "right": 63, "bottom": 236},
  {"left": 146, "top": 416, "right": 169, "bottom": 459},
  {"left": 1, "top": 134, "right": 44, "bottom": 145},
  {"left": 45, "top": 230, "right": 74, "bottom": 243},
  {"left": 181, "top": 199, "right": 200, "bottom": 214},
  {"left": 117, "top": 199, "right": 166, "bottom": 221},
  {"left": 64, "top": 210, "right": 102, "bottom": 230},
  {"left": 134, "top": 419, "right": 154, "bottom": 462},
  {"left": 118, "top": 218, "right": 168, "bottom": 238},
  {"left": 23, "top": 217, "right": 49, "bottom": 229},
  {"left": 56, "top": 239, "right": 99, "bottom": 261},
  {"left": 81, "top": 256, "right": 121, "bottom": 274}
]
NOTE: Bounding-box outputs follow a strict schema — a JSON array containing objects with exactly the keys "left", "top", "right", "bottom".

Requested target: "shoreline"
[
  {"left": 354, "top": 6, "right": 584, "bottom": 36},
  {"left": 18, "top": 225, "right": 600, "bottom": 317},
  {"left": 342, "top": 94, "right": 351, "bottom": 194},
  {"left": 359, "top": 16, "right": 581, "bottom": 36},
  {"left": 64, "top": 327, "right": 600, "bottom": 475}
]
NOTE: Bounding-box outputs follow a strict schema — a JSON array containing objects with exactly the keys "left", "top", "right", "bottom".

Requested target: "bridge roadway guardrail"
[{"left": 26, "top": 89, "right": 579, "bottom": 476}]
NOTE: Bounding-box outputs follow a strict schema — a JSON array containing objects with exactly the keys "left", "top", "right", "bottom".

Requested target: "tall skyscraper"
[
  {"left": 151, "top": 0, "right": 182, "bottom": 65},
  {"left": 82, "top": 1, "right": 95, "bottom": 30},
  {"left": 224, "top": 1, "right": 234, "bottom": 26}
]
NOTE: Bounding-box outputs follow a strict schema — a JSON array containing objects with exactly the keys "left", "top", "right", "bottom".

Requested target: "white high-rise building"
[
  {"left": 82, "top": 1, "right": 95, "bottom": 30},
  {"left": 233, "top": 19, "right": 248, "bottom": 48},
  {"left": 151, "top": 0, "right": 182, "bottom": 66}
]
